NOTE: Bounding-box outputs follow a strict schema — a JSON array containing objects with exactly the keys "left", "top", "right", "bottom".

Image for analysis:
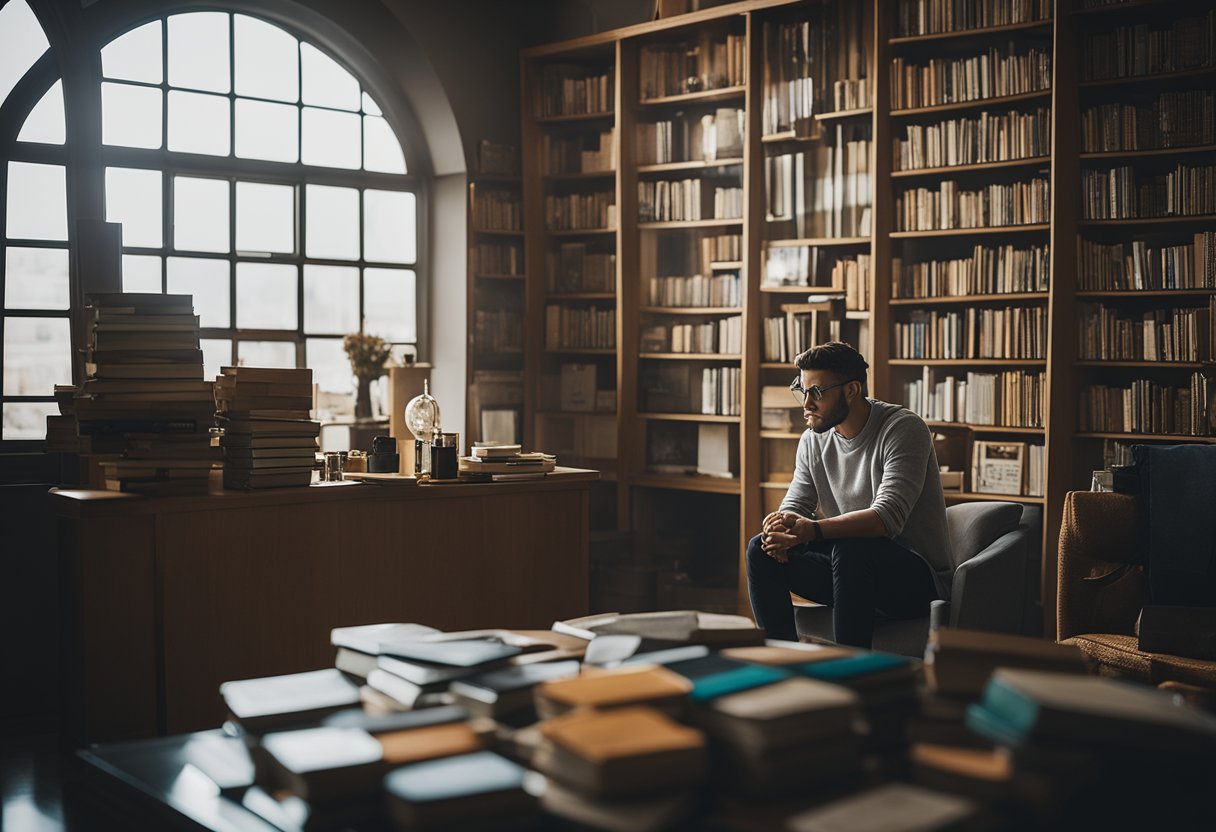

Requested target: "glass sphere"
[{"left": 404, "top": 380, "right": 440, "bottom": 442}]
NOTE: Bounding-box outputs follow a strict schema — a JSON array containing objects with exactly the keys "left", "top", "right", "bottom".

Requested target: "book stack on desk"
[
  {"left": 215, "top": 366, "right": 319, "bottom": 489},
  {"left": 75, "top": 293, "right": 218, "bottom": 495},
  {"left": 45, "top": 384, "right": 88, "bottom": 453},
  {"left": 458, "top": 442, "right": 557, "bottom": 481}
]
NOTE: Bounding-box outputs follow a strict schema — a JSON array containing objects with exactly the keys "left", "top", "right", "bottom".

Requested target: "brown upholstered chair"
[{"left": 1057, "top": 490, "right": 1216, "bottom": 688}]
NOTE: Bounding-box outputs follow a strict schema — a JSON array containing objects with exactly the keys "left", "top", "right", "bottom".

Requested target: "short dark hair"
[{"left": 795, "top": 341, "right": 869, "bottom": 393}]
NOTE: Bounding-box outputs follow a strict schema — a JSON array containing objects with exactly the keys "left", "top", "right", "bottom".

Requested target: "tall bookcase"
[{"left": 516, "top": 0, "right": 1215, "bottom": 630}]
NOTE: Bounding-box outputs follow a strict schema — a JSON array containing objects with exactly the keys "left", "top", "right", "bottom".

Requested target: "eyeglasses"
[{"left": 790, "top": 377, "right": 853, "bottom": 405}]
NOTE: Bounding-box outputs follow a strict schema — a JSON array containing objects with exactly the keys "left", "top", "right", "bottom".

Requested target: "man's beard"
[{"left": 807, "top": 396, "right": 849, "bottom": 433}]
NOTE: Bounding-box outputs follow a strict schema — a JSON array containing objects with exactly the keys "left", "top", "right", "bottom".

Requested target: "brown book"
[
  {"left": 215, "top": 381, "right": 314, "bottom": 398},
  {"left": 222, "top": 366, "right": 314, "bottom": 384},
  {"left": 219, "top": 409, "right": 314, "bottom": 421},
  {"left": 217, "top": 418, "right": 320, "bottom": 436},
  {"left": 534, "top": 664, "right": 692, "bottom": 719},
  {"left": 377, "top": 722, "right": 484, "bottom": 766},
  {"left": 534, "top": 706, "right": 707, "bottom": 797},
  {"left": 697, "top": 677, "right": 861, "bottom": 753},
  {"left": 721, "top": 644, "right": 853, "bottom": 666},
  {"left": 924, "top": 628, "right": 1086, "bottom": 697}
]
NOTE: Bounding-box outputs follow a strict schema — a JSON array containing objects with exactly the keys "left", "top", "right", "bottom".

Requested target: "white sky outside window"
[
  {"left": 234, "top": 15, "right": 298, "bottom": 102},
  {"left": 0, "top": 1, "right": 50, "bottom": 108},
  {"left": 168, "top": 90, "right": 231, "bottom": 156},
  {"left": 6, "top": 162, "right": 67, "bottom": 241},
  {"left": 106, "top": 167, "right": 163, "bottom": 248},
  {"left": 122, "top": 255, "right": 163, "bottom": 294},
  {"left": 101, "top": 20, "right": 162, "bottom": 84},
  {"left": 5, "top": 248, "right": 69, "bottom": 310},
  {"left": 168, "top": 12, "right": 230, "bottom": 93},
  {"left": 174, "top": 177, "right": 230, "bottom": 253},
  {"left": 17, "top": 80, "right": 65, "bottom": 144}
]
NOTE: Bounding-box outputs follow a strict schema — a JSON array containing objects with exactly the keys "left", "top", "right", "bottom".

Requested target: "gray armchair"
[{"left": 794, "top": 502, "right": 1033, "bottom": 656}]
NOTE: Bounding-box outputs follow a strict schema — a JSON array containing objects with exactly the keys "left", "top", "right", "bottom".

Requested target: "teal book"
[
  {"left": 796, "top": 652, "right": 910, "bottom": 681},
  {"left": 689, "top": 664, "right": 793, "bottom": 703}
]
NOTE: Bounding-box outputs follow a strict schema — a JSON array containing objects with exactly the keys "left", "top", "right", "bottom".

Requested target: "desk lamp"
[{"left": 404, "top": 380, "right": 440, "bottom": 479}]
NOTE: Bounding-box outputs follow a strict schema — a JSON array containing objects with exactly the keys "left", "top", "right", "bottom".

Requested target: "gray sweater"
[{"left": 779, "top": 398, "right": 954, "bottom": 599}]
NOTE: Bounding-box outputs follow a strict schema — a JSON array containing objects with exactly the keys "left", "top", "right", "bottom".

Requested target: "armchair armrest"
[
  {"left": 948, "top": 527, "right": 1028, "bottom": 633},
  {"left": 1057, "top": 490, "right": 1146, "bottom": 642}
]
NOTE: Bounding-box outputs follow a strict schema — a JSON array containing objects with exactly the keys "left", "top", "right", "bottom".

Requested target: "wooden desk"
[{"left": 52, "top": 468, "right": 596, "bottom": 742}]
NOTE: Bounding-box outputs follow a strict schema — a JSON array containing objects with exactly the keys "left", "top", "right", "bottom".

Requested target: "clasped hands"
[{"left": 760, "top": 510, "right": 813, "bottom": 564}]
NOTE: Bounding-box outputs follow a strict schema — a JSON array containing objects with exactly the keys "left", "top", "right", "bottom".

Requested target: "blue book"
[{"left": 796, "top": 652, "right": 911, "bottom": 682}]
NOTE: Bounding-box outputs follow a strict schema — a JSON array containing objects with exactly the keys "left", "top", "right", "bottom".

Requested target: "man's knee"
[
  {"left": 829, "top": 538, "right": 875, "bottom": 575},
  {"left": 745, "top": 534, "right": 771, "bottom": 574}
]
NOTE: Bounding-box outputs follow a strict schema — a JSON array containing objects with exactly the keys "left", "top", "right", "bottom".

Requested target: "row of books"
[
  {"left": 894, "top": 174, "right": 1050, "bottom": 232},
  {"left": 704, "top": 232, "right": 742, "bottom": 263},
  {"left": 762, "top": 304, "right": 833, "bottom": 364},
  {"left": 1080, "top": 9, "right": 1215, "bottom": 82},
  {"left": 544, "top": 191, "right": 616, "bottom": 231},
  {"left": 472, "top": 309, "right": 523, "bottom": 354},
  {"left": 895, "top": 0, "right": 1050, "bottom": 38},
  {"left": 639, "top": 178, "right": 704, "bottom": 223},
  {"left": 892, "top": 106, "right": 1050, "bottom": 171},
  {"left": 543, "top": 304, "right": 615, "bottom": 351},
  {"left": 472, "top": 189, "right": 521, "bottom": 231},
  {"left": 471, "top": 243, "right": 522, "bottom": 277},
  {"left": 889, "top": 45, "right": 1052, "bottom": 111},
  {"left": 216, "top": 366, "right": 319, "bottom": 490},
  {"left": 971, "top": 440, "right": 1045, "bottom": 497},
  {"left": 713, "top": 187, "right": 743, "bottom": 221},
  {"left": 1080, "top": 162, "right": 1216, "bottom": 220},
  {"left": 1079, "top": 374, "right": 1213, "bottom": 437},
  {"left": 1077, "top": 301, "right": 1216, "bottom": 363},
  {"left": 891, "top": 244, "right": 1050, "bottom": 298},
  {"left": 640, "top": 316, "right": 742, "bottom": 355},
  {"left": 894, "top": 306, "right": 1047, "bottom": 361},
  {"left": 905, "top": 368, "right": 1046, "bottom": 427},
  {"left": 647, "top": 273, "right": 741, "bottom": 309},
  {"left": 545, "top": 245, "right": 615, "bottom": 294},
  {"left": 538, "top": 64, "right": 613, "bottom": 116},
  {"left": 541, "top": 128, "right": 615, "bottom": 175},
  {"left": 765, "top": 126, "right": 873, "bottom": 239},
  {"left": 1077, "top": 233, "right": 1216, "bottom": 291},
  {"left": 761, "top": 20, "right": 817, "bottom": 136},
  {"left": 636, "top": 108, "right": 743, "bottom": 166},
  {"left": 639, "top": 34, "right": 747, "bottom": 100},
  {"left": 700, "top": 366, "right": 741, "bottom": 416},
  {"left": 1080, "top": 90, "right": 1216, "bottom": 154}
]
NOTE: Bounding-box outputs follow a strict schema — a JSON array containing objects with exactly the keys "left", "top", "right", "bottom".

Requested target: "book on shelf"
[
  {"left": 765, "top": 124, "right": 872, "bottom": 239},
  {"left": 1081, "top": 163, "right": 1216, "bottom": 221},
  {"left": 894, "top": 174, "right": 1050, "bottom": 232},
  {"left": 545, "top": 190, "right": 616, "bottom": 231},
  {"left": 1077, "top": 233, "right": 1216, "bottom": 291},
  {"left": 639, "top": 32, "right": 746, "bottom": 100},
  {"left": 906, "top": 368, "right": 1045, "bottom": 428},
  {"left": 559, "top": 363, "right": 596, "bottom": 413},
  {"left": 893, "top": 106, "right": 1050, "bottom": 171},
  {"left": 648, "top": 272, "right": 740, "bottom": 308},
  {"left": 1081, "top": 90, "right": 1215, "bottom": 153},
  {"left": 539, "top": 64, "right": 613, "bottom": 116},
  {"left": 542, "top": 127, "right": 616, "bottom": 175},
  {"left": 472, "top": 307, "right": 522, "bottom": 353},
  {"left": 890, "top": 44, "right": 1051, "bottom": 111},
  {"left": 472, "top": 189, "right": 522, "bottom": 231},
  {"left": 696, "top": 423, "right": 736, "bottom": 479},
  {"left": 894, "top": 0, "right": 1051, "bottom": 39},
  {"left": 546, "top": 243, "right": 616, "bottom": 294},
  {"left": 544, "top": 305, "right": 616, "bottom": 350},
  {"left": 637, "top": 107, "right": 744, "bottom": 165},
  {"left": 893, "top": 306, "right": 1047, "bottom": 360},
  {"left": 1076, "top": 300, "right": 1215, "bottom": 362},
  {"left": 642, "top": 316, "right": 742, "bottom": 355},
  {"left": 971, "top": 440, "right": 1025, "bottom": 496},
  {"left": 892, "top": 244, "right": 1050, "bottom": 298},
  {"left": 1078, "top": 373, "right": 1213, "bottom": 436},
  {"left": 472, "top": 242, "right": 523, "bottom": 276},
  {"left": 1080, "top": 8, "right": 1215, "bottom": 83}
]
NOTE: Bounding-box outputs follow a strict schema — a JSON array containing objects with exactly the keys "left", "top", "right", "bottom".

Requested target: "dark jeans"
[{"left": 745, "top": 534, "right": 938, "bottom": 648}]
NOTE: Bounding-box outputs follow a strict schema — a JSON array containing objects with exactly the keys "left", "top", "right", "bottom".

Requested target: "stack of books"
[
  {"left": 76, "top": 293, "right": 217, "bottom": 495},
  {"left": 45, "top": 384, "right": 84, "bottom": 453},
  {"left": 215, "top": 367, "right": 318, "bottom": 489},
  {"left": 458, "top": 442, "right": 557, "bottom": 481}
]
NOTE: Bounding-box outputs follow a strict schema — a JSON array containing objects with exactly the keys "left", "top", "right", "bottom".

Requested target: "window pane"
[
  {"left": 17, "top": 79, "right": 64, "bottom": 145},
  {"left": 235, "top": 99, "right": 299, "bottom": 163},
  {"left": 234, "top": 15, "right": 298, "bottom": 102},
  {"left": 3, "top": 401, "right": 58, "bottom": 440},
  {"left": 236, "top": 262, "right": 297, "bottom": 330},
  {"left": 238, "top": 340, "right": 295, "bottom": 369},
  {"left": 235, "top": 182, "right": 294, "bottom": 254},
  {"left": 122, "top": 254, "right": 162, "bottom": 293},
  {"left": 363, "top": 116, "right": 407, "bottom": 174},
  {"left": 363, "top": 268, "right": 416, "bottom": 343},
  {"left": 300, "top": 43, "right": 359, "bottom": 111},
  {"left": 305, "top": 185, "right": 359, "bottom": 260},
  {"left": 101, "top": 82, "right": 162, "bottom": 149},
  {"left": 363, "top": 190, "right": 415, "bottom": 264},
  {"left": 5, "top": 247, "right": 69, "bottom": 310},
  {"left": 361, "top": 92, "right": 382, "bottom": 116},
  {"left": 306, "top": 337, "right": 352, "bottom": 393},
  {"left": 168, "top": 90, "right": 231, "bottom": 156},
  {"left": 6, "top": 162, "right": 67, "bottom": 241},
  {"left": 0, "top": 1, "right": 50, "bottom": 108},
  {"left": 106, "top": 167, "right": 163, "bottom": 248},
  {"left": 301, "top": 107, "right": 360, "bottom": 169},
  {"left": 3, "top": 316, "right": 71, "bottom": 395},
  {"left": 201, "top": 338, "right": 232, "bottom": 380},
  {"left": 168, "top": 12, "right": 230, "bottom": 93},
  {"left": 167, "top": 257, "right": 229, "bottom": 327},
  {"left": 304, "top": 265, "right": 359, "bottom": 334},
  {"left": 174, "top": 176, "right": 230, "bottom": 253},
  {"left": 101, "top": 19, "right": 162, "bottom": 84}
]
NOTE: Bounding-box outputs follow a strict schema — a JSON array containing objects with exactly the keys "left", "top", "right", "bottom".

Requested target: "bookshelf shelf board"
[
  {"left": 1080, "top": 66, "right": 1216, "bottom": 88},
  {"left": 472, "top": 227, "right": 524, "bottom": 237},
  {"left": 638, "top": 412, "right": 740, "bottom": 423},
  {"left": 890, "top": 90, "right": 1051, "bottom": 117},
  {"left": 639, "top": 85, "right": 746, "bottom": 107},
  {"left": 891, "top": 156, "right": 1051, "bottom": 178},
  {"left": 1076, "top": 360, "right": 1207, "bottom": 368},
  {"left": 945, "top": 491, "right": 1046, "bottom": 504},
  {"left": 535, "top": 110, "right": 615, "bottom": 124},
  {"left": 472, "top": 173, "right": 521, "bottom": 184},
  {"left": 766, "top": 236, "right": 870, "bottom": 247},
  {"left": 638, "top": 218, "right": 743, "bottom": 230},
  {"left": 545, "top": 227, "right": 618, "bottom": 236},
  {"left": 891, "top": 224, "right": 1050, "bottom": 239},
  {"left": 1075, "top": 432, "right": 1216, "bottom": 443},
  {"left": 889, "top": 18, "right": 1052, "bottom": 45},
  {"left": 638, "top": 353, "right": 743, "bottom": 361},
  {"left": 759, "top": 285, "right": 845, "bottom": 295},
  {"left": 845, "top": 310, "right": 870, "bottom": 320},
  {"left": 543, "top": 170, "right": 616, "bottom": 181},
  {"left": 760, "top": 481, "right": 794, "bottom": 490},
  {"left": 1080, "top": 144, "right": 1216, "bottom": 160},
  {"left": 1079, "top": 215, "right": 1216, "bottom": 227},
  {"left": 817, "top": 107, "right": 873, "bottom": 122},
  {"left": 639, "top": 306, "right": 742, "bottom": 314},
  {"left": 475, "top": 273, "right": 526, "bottom": 281},
  {"left": 637, "top": 158, "right": 744, "bottom": 173},
  {"left": 535, "top": 409, "right": 616, "bottom": 417},
  {"left": 710, "top": 260, "right": 743, "bottom": 269},
  {"left": 760, "top": 431, "right": 802, "bottom": 440},
  {"left": 889, "top": 292, "right": 1051, "bottom": 306},
  {"left": 545, "top": 292, "right": 616, "bottom": 301},
  {"left": 924, "top": 421, "right": 1046, "bottom": 435},
  {"left": 632, "top": 472, "right": 741, "bottom": 495},
  {"left": 889, "top": 358, "right": 1048, "bottom": 366},
  {"left": 1075, "top": 289, "right": 1216, "bottom": 299},
  {"left": 1071, "top": 0, "right": 1168, "bottom": 15},
  {"left": 543, "top": 348, "right": 617, "bottom": 355},
  {"left": 761, "top": 111, "right": 873, "bottom": 144}
]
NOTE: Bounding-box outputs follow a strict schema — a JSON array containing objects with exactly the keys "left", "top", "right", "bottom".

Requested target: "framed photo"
[{"left": 480, "top": 406, "right": 520, "bottom": 445}]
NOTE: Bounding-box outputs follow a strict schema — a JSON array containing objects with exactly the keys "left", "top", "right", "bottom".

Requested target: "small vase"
[{"left": 354, "top": 375, "right": 373, "bottom": 420}]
